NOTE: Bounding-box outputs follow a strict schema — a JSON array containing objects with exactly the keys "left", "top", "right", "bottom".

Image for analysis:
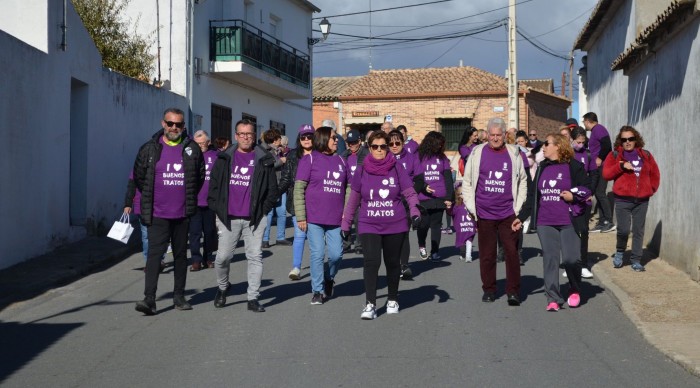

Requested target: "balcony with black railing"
[{"left": 209, "top": 20, "right": 311, "bottom": 98}]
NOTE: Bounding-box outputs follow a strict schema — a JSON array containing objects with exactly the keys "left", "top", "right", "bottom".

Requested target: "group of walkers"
[{"left": 127, "top": 107, "right": 660, "bottom": 318}]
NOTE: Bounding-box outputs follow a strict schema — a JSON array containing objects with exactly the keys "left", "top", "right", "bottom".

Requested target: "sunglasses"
[
  {"left": 300, "top": 134, "right": 313, "bottom": 141},
  {"left": 370, "top": 144, "right": 388, "bottom": 150},
  {"left": 543, "top": 140, "right": 551, "bottom": 147},
  {"left": 529, "top": 134, "right": 537, "bottom": 137},
  {"left": 347, "top": 140, "right": 360, "bottom": 145},
  {"left": 236, "top": 132, "right": 255, "bottom": 138},
  {"left": 389, "top": 141, "right": 402, "bottom": 147},
  {"left": 621, "top": 136, "right": 636, "bottom": 143},
  {"left": 164, "top": 121, "right": 185, "bottom": 129}
]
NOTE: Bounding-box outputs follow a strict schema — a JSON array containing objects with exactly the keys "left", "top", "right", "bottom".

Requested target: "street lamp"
[{"left": 308, "top": 17, "right": 331, "bottom": 46}]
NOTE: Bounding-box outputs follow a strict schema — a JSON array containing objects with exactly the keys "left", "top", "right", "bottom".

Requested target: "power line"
[
  {"left": 424, "top": 35, "right": 467, "bottom": 67},
  {"left": 312, "top": 0, "right": 453, "bottom": 20},
  {"left": 516, "top": 28, "right": 570, "bottom": 60}
]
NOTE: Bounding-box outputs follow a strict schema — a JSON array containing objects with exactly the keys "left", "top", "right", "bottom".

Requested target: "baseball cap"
[
  {"left": 346, "top": 129, "right": 361, "bottom": 143},
  {"left": 565, "top": 118, "right": 579, "bottom": 127},
  {"left": 298, "top": 124, "right": 315, "bottom": 136},
  {"left": 321, "top": 119, "right": 337, "bottom": 130}
]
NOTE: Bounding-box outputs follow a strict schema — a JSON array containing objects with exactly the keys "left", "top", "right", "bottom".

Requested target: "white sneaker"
[
  {"left": 581, "top": 268, "right": 594, "bottom": 279},
  {"left": 562, "top": 271, "right": 567, "bottom": 278},
  {"left": 386, "top": 300, "right": 399, "bottom": 314},
  {"left": 361, "top": 303, "right": 377, "bottom": 320},
  {"left": 288, "top": 267, "right": 301, "bottom": 280},
  {"left": 419, "top": 247, "right": 428, "bottom": 260},
  {"left": 465, "top": 256, "right": 473, "bottom": 263}
]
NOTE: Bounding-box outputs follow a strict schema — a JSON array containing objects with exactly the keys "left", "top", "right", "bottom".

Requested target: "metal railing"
[{"left": 209, "top": 19, "right": 310, "bottom": 88}]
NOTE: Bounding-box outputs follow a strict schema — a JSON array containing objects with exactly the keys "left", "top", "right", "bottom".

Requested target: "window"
[
  {"left": 269, "top": 14, "right": 281, "bottom": 40},
  {"left": 270, "top": 120, "right": 285, "bottom": 135},
  {"left": 211, "top": 104, "right": 232, "bottom": 141},
  {"left": 439, "top": 118, "right": 472, "bottom": 152}
]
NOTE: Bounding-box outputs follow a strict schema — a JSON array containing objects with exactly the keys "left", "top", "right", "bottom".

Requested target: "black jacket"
[
  {"left": 207, "top": 144, "right": 278, "bottom": 230},
  {"left": 519, "top": 159, "right": 591, "bottom": 235},
  {"left": 278, "top": 149, "right": 303, "bottom": 216},
  {"left": 341, "top": 145, "right": 369, "bottom": 165},
  {"left": 132, "top": 129, "right": 204, "bottom": 226}
]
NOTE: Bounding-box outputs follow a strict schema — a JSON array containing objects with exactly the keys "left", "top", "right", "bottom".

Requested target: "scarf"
[{"left": 363, "top": 153, "right": 396, "bottom": 175}]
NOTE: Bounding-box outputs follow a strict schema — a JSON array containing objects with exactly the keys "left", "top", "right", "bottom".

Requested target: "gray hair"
[
  {"left": 280, "top": 135, "right": 288, "bottom": 146},
  {"left": 486, "top": 118, "right": 506, "bottom": 134},
  {"left": 193, "top": 130, "right": 210, "bottom": 140},
  {"left": 321, "top": 119, "right": 336, "bottom": 130}
]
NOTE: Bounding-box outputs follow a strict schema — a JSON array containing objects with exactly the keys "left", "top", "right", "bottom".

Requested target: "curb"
[{"left": 593, "top": 265, "right": 700, "bottom": 378}]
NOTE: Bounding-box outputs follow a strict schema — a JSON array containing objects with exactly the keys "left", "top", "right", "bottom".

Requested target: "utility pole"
[
  {"left": 568, "top": 51, "right": 574, "bottom": 118},
  {"left": 507, "top": 0, "right": 518, "bottom": 130}
]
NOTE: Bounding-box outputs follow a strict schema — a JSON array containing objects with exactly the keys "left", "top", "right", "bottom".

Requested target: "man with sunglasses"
[
  {"left": 133, "top": 108, "right": 205, "bottom": 315},
  {"left": 207, "top": 119, "right": 279, "bottom": 312},
  {"left": 583, "top": 112, "right": 616, "bottom": 233},
  {"left": 341, "top": 128, "right": 369, "bottom": 254},
  {"left": 528, "top": 129, "right": 542, "bottom": 148}
]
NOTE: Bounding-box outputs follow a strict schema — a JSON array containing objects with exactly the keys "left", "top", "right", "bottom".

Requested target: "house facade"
[
  {"left": 123, "top": 0, "right": 320, "bottom": 141},
  {"left": 313, "top": 67, "right": 571, "bottom": 151},
  {"left": 574, "top": 0, "right": 700, "bottom": 280}
]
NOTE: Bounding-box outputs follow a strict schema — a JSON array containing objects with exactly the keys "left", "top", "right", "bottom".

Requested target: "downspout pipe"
[{"left": 61, "top": 0, "right": 67, "bottom": 51}]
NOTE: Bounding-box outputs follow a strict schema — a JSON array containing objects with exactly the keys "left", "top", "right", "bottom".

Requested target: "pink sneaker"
[
  {"left": 567, "top": 292, "right": 581, "bottom": 308},
  {"left": 546, "top": 302, "right": 559, "bottom": 312}
]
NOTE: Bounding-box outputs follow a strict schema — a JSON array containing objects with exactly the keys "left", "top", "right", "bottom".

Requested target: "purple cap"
[{"left": 298, "top": 124, "right": 315, "bottom": 136}]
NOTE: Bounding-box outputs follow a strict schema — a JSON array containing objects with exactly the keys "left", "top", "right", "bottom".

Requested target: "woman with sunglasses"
[
  {"left": 413, "top": 131, "right": 454, "bottom": 261},
  {"left": 342, "top": 131, "right": 421, "bottom": 319},
  {"left": 569, "top": 126, "right": 596, "bottom": 279},
  {"left": 519, "top": 133, "right": 591, "bottom": 311},
  {"left": 294, "top": 126, "right": 349, "bottom": 305},
  {"left": 278, "top": 125, "right": 315, "bottom": 280},
  {"left": 388, "top": 129, "right": 416, "bottom": 279},
  {"left": 603, "top": 126, "right": 660, "bottom": 272}
]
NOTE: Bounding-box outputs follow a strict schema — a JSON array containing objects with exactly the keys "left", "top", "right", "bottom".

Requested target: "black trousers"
[
  {"left": 590, "top": 168, "right": 613, "bottom": 223},
  {"left": 417, "top": 208, "right": 444, "bottom": 254},
  {"left": 145, "top": 217, "right": 189, "bottom": 298},
  {"left": 189, "top": 206, "right": 217, "bottom": 263},
  {"left": 360, "top": 232, "right": 405, "bottom": 305}
]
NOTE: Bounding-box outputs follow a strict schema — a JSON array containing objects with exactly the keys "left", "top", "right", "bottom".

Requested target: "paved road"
[{"left": 1, "top": 230, "right": 698, "bottom": 387}]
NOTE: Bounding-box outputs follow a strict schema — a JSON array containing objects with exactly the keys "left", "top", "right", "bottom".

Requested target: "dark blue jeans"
[{"left": 188, "top": 206, "right": 217, "bottom": 264}]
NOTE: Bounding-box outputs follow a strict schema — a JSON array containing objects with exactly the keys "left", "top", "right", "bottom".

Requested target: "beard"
[{"left": 165, "top": 129, "right": 182, "bottom": 141}]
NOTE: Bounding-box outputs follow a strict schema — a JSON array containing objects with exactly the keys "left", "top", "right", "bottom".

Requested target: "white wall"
[
  {"left": 582, "top": 0, "right": 700, "bottom": 280},
  {"left": 0, "top": 0, "right": 187, "bottom": 269}
]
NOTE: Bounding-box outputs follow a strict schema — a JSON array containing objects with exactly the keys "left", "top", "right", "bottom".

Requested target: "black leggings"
[
  {"left": 360, "top": 232, "right": 406, "bottom": 305},
  {"left": 417, "top": 208, "right": 444, "bottom": 254}
]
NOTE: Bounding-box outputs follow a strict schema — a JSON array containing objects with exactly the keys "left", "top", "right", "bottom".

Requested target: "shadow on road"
[{"left": 397, "top": 285, "right": 450, "bottom": 311}]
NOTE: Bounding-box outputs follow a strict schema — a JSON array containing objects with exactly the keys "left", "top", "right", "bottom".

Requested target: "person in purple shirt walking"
[
  {"left": 207, "top": 119, "right": 279, "bottom": 313},
  {"left": 389, "top": 129, "right": 416, "bottom": 280},
  {"left": 133, "top": 108, "right": 205, "bottom": 315},
  {"left": 342, "top": 131, "right": 422, "bottom": 319},
  {"left": 583, "top": 112, "right": 615, "bottom": 233},
  {"left": 569, "top": 126, "right": 596, "bottom": 279},
  {"left": 462, "top": 118, "right": 528, "bottom": 306},
  {"left": 412, "top": 131, "right": 454, "bottom": 262},
  {"left": 341, "top": 128, "right": 369, "bottom": 255},
  {"left": 397, "top": 125, "right": 419, "bottom": 154},
  {"left": 188, "top": 130, "right": 218, "bottom": 271},
  {"left": 294, "top": 126, "right": 349, "bottom": 305},
  {"left": 519, "top": 133, "right": 591, "bottom": 311},
  {"left": 448, "top": 188, "right": 476, "bottom": 262}
]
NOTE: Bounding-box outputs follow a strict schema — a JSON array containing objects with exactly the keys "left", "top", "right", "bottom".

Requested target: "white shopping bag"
[{"left": 107, "top": 213, "right": 134, "bottom": 244}]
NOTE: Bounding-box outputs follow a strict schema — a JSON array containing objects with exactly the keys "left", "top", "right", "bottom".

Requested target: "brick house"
[{"left": 312, "top": 66, "right": 571, "bottom": 151}]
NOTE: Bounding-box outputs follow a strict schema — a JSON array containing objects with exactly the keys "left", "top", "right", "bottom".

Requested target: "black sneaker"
[
  {"left": 261, "top": 241, "right": 270, "bottom": 249},
  {"left": 600, "top": 222, "right": 617, "bottom": 233},
  {"left": 482, "top": 292, "right": 496, "bottom": 303},
  {"left": 507, "top": 294, "right": 521, "bottom": 306},
  {"left": 135, "top": 297, "right": 157, "bottom": 315},
  {"left": 324, "top": 279, "right": 335, "bottom": 299},
  {"left": 276, "top": 239, "right": 292, "bottom": 246},
  {"left": 310, "top": 292, "right": 324, "bottom": 305},
  {"left": 173, "top": 294, "right": 192, "bottom": 310},
  {"left": 589, "top": 223, "right": 604, "bottom": 233},
  {"left": 400, "top": 265, "right": 413, "bottom": 280},
  {"left": 214, "top": 283, "right": 230, "bottom": 308},
  {"left": 247, "top": 299, "right": 266, "bottom": 312}
]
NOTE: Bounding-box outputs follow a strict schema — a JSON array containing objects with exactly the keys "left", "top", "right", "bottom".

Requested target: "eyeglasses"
[
  {"left": 370, "top": 144, "right": 388, "bottom": 150},
  {"left": 300, "top": 134, "right": 313, "bottom": 141},
  {"left": 236, "top": 132, "right": 255, "bottom": 138},
  {"left": 389, "top": 141, "right": 402, "bottom": 147},
  {"left": 164, "top": 121, "right": 185, "bottom": 128},
  {"left": 347, "top": 140, "right": 360, "bottom": 145},
  {"left": 543, "top": 140, "right": 550, "bottom": 147},
  {"left": 529, "top": 134, "right": 537, "bottom": 137},
  {"left": 621, "top": 136, "right": 636, "bottom": 143}
]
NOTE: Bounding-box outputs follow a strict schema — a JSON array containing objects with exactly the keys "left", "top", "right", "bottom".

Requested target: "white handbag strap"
[{"left": 120, "top": 213, "right": 130, "bottom": 223}]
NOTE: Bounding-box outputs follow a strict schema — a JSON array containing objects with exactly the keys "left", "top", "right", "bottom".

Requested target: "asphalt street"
[{"left": 1, "top": 229, "right": 698, "bottom": 387}]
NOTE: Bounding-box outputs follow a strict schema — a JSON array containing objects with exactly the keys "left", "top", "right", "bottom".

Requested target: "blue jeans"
[
  {"left": 306, "top": 223, "right": 343, "bottom": 293},
  {"left": 291, "top": 216, "right": 307, "bottom": 269},
  {"left": 263, "top": 192, "right": 287, "bottom": 242},
  {"left": 139, "top": 217, "right": 148, "bottom": 261}
]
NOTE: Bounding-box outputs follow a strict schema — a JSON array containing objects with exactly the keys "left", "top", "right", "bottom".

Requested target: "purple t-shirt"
[
  {"left": 623, "top": 150, "right": 643, "bottom": 177},
  {"left": 296, "top": 151, "right": 348, "bottom": 226},
  {"left": 405, "top": 138, "right": 419, "bottom": 154},
  {"left": 475, "top": 146, "right": 514, "bottom": 220},
  {"left": 227, "top": 150, "right": 256, "bottom": 217},
  {"left": 153, "top": 138, "right": 186, "bottom": 219},
  {"left": 394, "top": 149, "right": 415, "bottom": 178},
  {"left": 352, "top": 165, "right": 412, "bottom": 235},
  {"left": 347, "top": 152, "right": 359, "bottom": 179},
  {"left": 414, "top": 155, "right": 450, "bottom": 201},
  {"left": 459, "top": 144, "right": 476, "bottom": 160},
  {"left": 198, "top": 149, "right": 218, "bottom": 206},
  {"left": 452, "top": 205, "right": 476, "bottom": 247},
  {"left": 588, "top": 123, "right": 610, "bottom": 161},
  {"left": 574, "top": 147, "right": 596, "bottom": 172},
  {"left": 537, "top": 163, "right": 572, "bottom": 226}
]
